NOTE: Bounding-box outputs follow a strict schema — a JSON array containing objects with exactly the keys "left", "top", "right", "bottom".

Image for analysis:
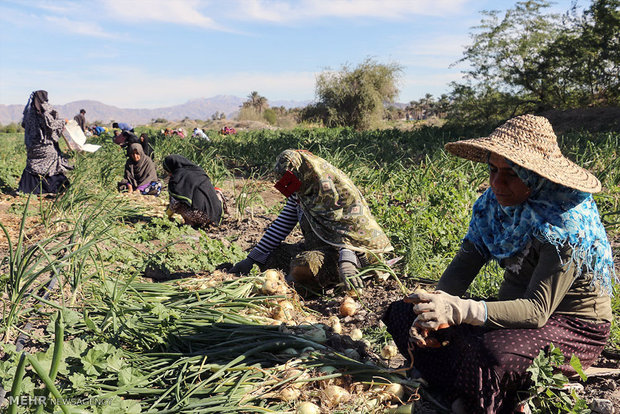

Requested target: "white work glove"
[
  {"left": 338, "top": 261, "right": 363, "bottom": 289},
  {"left": 406, "top": 290, "right": 486, "bottom": 329},
  {"left": 229, "top": 257, "right": 257, "bottom": 275}
]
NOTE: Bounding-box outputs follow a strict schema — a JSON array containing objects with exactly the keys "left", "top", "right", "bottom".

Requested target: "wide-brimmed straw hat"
[{"left": 444, "top": 114, "right": 602, "bottom": 193}]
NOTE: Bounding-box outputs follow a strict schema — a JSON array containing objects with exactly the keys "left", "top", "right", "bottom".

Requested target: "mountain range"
[{"left": 0, "top": 95, "right": 311, "bottom": 126}]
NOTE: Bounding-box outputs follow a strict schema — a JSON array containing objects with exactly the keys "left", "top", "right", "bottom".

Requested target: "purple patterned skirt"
[{"left": 382, "top": 300, "right": 610, "bottom": 414}]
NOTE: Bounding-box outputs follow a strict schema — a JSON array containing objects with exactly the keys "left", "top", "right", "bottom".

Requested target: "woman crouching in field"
[
  {"left": 228, "top": 149, "right": 393, "bottom": 290},
  {"left": 117, "top": 143, "right": 161, "bottom": 195},
  {"left": 382, "top": 115, "right": 615, "bottom": 413},
  {"left": 163, "top": 155, "right": 225, "bottom": 229}
]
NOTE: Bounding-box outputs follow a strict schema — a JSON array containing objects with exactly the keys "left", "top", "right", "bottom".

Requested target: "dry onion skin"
[
  {"left": 384, "top": 383, "right": 405, "bottom": 402},
  {"left": 339, "top": 297, "right": 357, "bottom": 317},
  {"left": 327, "top": 316, "right": 342, "bottom": 334},
  {"left": 380, "top": 344, "right": 398, "bottom": 359},
  {"left": 277, "top": 387, "right": 301, "bottom": 402},
  {"left": 296, "top": 401, "right": 320, "bottom": 414},
  {"left": 264, "top": 269, "right": 281, "bottom": 282},
  {"left": 324, "top": 384, "right": 350, "bottom": 406},
  {"left": 350, "top": 328, "right": 363, "bottom": 341}
]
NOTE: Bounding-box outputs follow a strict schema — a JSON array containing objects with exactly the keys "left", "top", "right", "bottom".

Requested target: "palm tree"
[{"left": 244, "top": 91, "right": 269, "bottom": 113}]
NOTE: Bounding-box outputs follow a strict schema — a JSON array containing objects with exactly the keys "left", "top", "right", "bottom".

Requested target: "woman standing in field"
[
  {"left": 382, "top": 115, "right": 615, "bottom": 413},
  {"left": 117, "top": 143, "right": 160, "bottom": 195},
  {"left": 18, "top": 90, "right": 71, "bottom": 194},
  {"left": 163, "top": 155, "right": 225, "bottom": 229},
  {"left": 229, "top": 149, "right": 393, "bottom": 290}
]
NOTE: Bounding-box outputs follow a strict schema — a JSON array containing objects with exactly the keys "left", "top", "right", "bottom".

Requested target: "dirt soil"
[{"left": 1, "top": 181, "right": 619, "bottom": 412}]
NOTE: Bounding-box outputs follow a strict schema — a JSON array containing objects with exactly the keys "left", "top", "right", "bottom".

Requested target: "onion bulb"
[
  {"left": 261, "top": 279, "right": 280, "bottom": 295},
  {"left": 264, "top": 269, "right": 280, "bottom": 282},
  {"left": 285, "top": 369, "right": 310, "bottom": 389},
  {"left": 339, "top": 297, "right": 357, "bottom": 316},
  {"left": 327, "top": 316, "right": 342, "bottom": 334},
  {"left": 350, "top": 328, "right": 363, "bottom": 341},
  {"left": 296, "top": 402, "right": 320, "bottom": 414},
  {"left": 324, "top": 384, "right": 350, "bottom": 405},
  {"left": 281, "top": 347, "right": 298, "bottom": 356},
  {"left": 385, "top": 383, "right": 405, "bottom": 402},
  {"left": 381, "top": 344, "right": 398, "bottom": 359},
  {"left": 277, "top": 387, "right": 300, "bottom": 402}
]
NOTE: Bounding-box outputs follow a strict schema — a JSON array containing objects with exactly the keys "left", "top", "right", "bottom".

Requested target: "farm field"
[{"left": 0, "top": 125, "right": 618, "bottom": 413}]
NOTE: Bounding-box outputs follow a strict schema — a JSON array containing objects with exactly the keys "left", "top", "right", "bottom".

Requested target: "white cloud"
[
  {"left": 233, "top": 0, "right": 470, "bottom": 22},
  {"left": 395, "top": 34, "right": 471, "bottom": 69},
  {"left": 0, "top": 2, "right": 119, "bottom": 39},
  {"left": 102, "top": 0, "right": 229, "bottom": 31},
  {"left": 44, "top": 16, "right": 119, "bottom": 39}
]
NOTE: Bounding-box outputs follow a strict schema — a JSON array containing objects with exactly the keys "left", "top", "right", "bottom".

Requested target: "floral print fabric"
[
  {"left": 22, "top": 101, "right": 70, "bottom": 176},
  {"left": 465, "top": 161, "right": 616, "bottom": 295},
  {"left": 274, "top": 149, "right": 392, "bottom": 254}
]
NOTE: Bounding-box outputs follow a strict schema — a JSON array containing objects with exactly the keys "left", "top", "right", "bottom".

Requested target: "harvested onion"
[
  {"left": 296, "top": 402, "right": 320, "bottom": 414},
  {"left": 324, "top": 384, "right": 350, "bottom": 406},
  {"left": 350, "top": 328, "right": 363, "bottom": 341},
  {"left": 264, "top": 269, "right": 280, "bottom": 282},
  {"left": 339, "top": 296, "right": 357, "bottom": 316},
  {"left": 277, "top": 387, "right": 300, "bottom": 402},
  {"left": 327, "top": 316, "right": 342, "bottom": 334},
  {"left": 285, "top": 369, "right": 310, "bottom": 389},
  {"left": 385, "top": 383, "right": 405, "bottom": 402},
  {"left": 381, "top": 344, "right": 398, "bottom": 359},
  {"left": 261, "top": 279, "right": 280, "bottom": 295}
]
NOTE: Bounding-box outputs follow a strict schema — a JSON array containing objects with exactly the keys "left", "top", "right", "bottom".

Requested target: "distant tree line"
[
  {"left": 0, "top": 122, "right": 24, "bottom": 133},
  {"left": 299, "top": 0, "right": 618, "bottom": 129}
]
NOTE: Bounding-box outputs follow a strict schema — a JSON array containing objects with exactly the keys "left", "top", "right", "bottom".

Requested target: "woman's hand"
[
  {"left": 338, "top": 261, "right": 363, "bottom": 289},
  {"left": 229, "top": 257, "right": 256, "bottom": 275},
  {"left": 405, "top": 290, "right": 486, "bottom": 329}
]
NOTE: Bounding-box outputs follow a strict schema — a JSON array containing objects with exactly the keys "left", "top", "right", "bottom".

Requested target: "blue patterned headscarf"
[{"left": 464, "top": 160, "right": 616, "bottom": 295}]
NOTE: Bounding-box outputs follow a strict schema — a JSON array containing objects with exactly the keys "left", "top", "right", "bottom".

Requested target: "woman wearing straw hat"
[{"left": 382, "top": 115, "right": 615, "bottom": 413}]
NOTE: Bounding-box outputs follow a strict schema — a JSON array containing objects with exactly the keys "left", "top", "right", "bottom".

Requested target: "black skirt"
[{"left": 17, "top": 169, "right": 69, "bottom": 194}]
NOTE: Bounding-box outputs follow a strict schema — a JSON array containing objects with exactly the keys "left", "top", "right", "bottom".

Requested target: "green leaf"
[
  {"left": 569, "top": 354, "right": 587, "bottom": 382},
  {"left": 84, "top": 310, "right": 98, "bottom": 332},
  {"left": 65, "top": 338, "right": 89, "bottom": 358},
  {"left": 69, "top": 372, "right": 87, "bottom": 390},
  {"left": 82, "top": 349, "right": 107, "bottom": 376},
  {"left": 106, "top": 354, "right": 124, "bottom": 372},
  {"left": 100, "top": 397, "right": 142, "bottom": 414},
  {"left": 117, "top": 367, "right": 148, "bottom": 387},
  {"left": 20, "top": 376, "right": 35, "bottom": 395}
]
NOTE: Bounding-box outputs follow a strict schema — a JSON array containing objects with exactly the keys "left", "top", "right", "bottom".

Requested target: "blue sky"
[{"left": 0, "top": 0, "right": 578, "bottom": 108}]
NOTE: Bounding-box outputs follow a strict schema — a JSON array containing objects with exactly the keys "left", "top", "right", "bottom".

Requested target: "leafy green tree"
[
  {"left": 455, "top": 0, "right": 560, "bottom": 110},
  {"left": 545, "top": 0, "right": 620, "bottom": 106},
  {"left": 302, "top": 58, "right": 402, "bottom": 130},
  {"left": 263, "top": 108, "right": 277, "bottom": 125},
  {"left": 449, "top": 0, "right": 620, "bottom": 122}
]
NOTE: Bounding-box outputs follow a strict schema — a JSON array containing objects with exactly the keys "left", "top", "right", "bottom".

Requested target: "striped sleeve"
[{"left": 247, "top": 195, "right": 299, "bottom": 264}]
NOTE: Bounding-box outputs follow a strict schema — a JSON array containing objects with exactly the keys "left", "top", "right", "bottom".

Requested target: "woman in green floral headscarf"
[{"left": 229, "top": 149, "right": 392, "bottom": 289}]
